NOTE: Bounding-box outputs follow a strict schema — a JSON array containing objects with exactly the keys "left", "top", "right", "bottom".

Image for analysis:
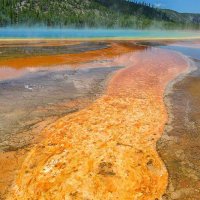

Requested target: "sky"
[{"left": 136, "top": 0, "right": 200, "bottom": 13}]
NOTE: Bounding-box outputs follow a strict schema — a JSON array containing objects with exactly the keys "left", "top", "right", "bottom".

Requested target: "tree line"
[{"left": 0, "top": 0, "right": 199, "bottom": 29}]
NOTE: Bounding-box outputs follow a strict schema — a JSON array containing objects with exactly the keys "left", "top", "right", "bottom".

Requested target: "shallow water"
[
  {"left": 0, "top": 28, "right": 200, "bottom": 39},
  {"left": 160, "top": 45, "right": 200, "bottom": 60},
  {"left": 0, "top": 40, "right": 140, "bottom": 198},
  {"left": 6, "top": 46, "right": 187, "bottom": 200},
  {"left": 0, "top": 67, "right": 121, "bottom": 151},
  {"left": 0, "top": 38, "right": 200, "bottom": 199}
]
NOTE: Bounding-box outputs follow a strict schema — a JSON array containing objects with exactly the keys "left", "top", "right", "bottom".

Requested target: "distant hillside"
[
  {"left": 0, "top": 0, "right": 200, "bottom": 29},
  {"left": 162, "top": 9, "right": 200, "bottom": 25}
]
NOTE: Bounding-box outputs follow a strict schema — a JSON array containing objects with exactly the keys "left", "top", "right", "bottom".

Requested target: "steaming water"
[{"left": 0, "top": 28, "right": 200, "bottom": 39}]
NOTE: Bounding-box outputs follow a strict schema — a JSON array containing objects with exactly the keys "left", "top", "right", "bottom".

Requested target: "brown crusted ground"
[
  {"left": 6, "top": 48, "right": 188, "bottom": 200},
  {"left": 157, "top": 59, "right": 200, "bottom": 200}
]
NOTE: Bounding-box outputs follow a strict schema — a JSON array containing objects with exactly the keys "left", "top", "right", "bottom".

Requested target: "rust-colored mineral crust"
[
  {"left": 7, "top": 49, "right": 188, "bottom": 200},
  {"left": 0, "top": 42, "right": 140, "bottom": 68}
]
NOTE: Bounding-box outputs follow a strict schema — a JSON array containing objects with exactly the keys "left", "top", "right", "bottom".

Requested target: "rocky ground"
[{"left": 157, "top": 59, "right": 200, "bottom": 200}]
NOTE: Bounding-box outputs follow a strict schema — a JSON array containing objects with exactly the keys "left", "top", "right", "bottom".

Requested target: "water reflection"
[{"left": 160, "top": 45, "right": 200, "bottom": 60}]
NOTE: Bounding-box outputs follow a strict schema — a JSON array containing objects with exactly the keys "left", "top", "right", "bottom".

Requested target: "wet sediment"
[
  {"left": 6, "top": 49, "right": 188, "bottom": 200},
  {"left": 0, "top": 41, "right": 143, "bottom": 68},
  {"left": 1, "top": 39, "right": 198, "bottom": 199},
  {"left": 0, "top": 66, "right": 120, "bottom": 199},
  {"left": 157, "top": 59, "right": 200, "bottom": 200},
  {"left": 0, "top": 42, "right": 109, "bottom": 60},
  {"left": 0, "top": 40, "right": 143, "bottom": 199},
  {"left": 0, "top": 66, "right": 121, "bottom": 151}
]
